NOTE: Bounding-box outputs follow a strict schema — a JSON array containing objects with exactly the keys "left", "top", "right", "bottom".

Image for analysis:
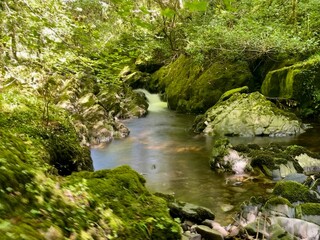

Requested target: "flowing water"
[{"left": 91, "top": 90, "right": 320, "bottom": 224}]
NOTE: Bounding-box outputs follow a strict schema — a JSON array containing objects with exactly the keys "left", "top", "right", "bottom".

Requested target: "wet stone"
[
  {"left": 192, "top": 225, "right": 224, "bottom": 240},
  {"left": 182, "top": 231, "right": 201, "bottom": 240}
]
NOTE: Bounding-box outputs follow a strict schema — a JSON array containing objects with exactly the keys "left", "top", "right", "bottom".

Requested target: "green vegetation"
[
  {"left": 273, "top": 180, "right": 320, "bottom": 203},
  {"left": 0, "top": 87, "right": 180, "bottom": 238},
  {"left": 262, "top": 55, "right": 320, "bottom": 118},
  {"left": 0, "top": 130, "right": 180, "bottom": 239},
  {"left": 0, "top": 87, "right": 93, "bottom": 175},
  {"left": 264, "top": 196, "right": 293, "bottom": 208},
  {"left": 65, "top": 166, "right": 181, "bottom": 239},
  {"left": 1, "top": 0, "right": 320, "bottom": 238},
  {"left": 152, "top": 55, "right": 253, "bottom": 113},
  {"left": 299, "top": 203, "right": 320, "bottom": 216}
]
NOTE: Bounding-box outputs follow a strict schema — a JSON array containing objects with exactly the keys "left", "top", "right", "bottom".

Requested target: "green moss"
[
  {"left": 299, "top": 203, "right": 320, "bottom": 216},
  {"left": 273, "top": 180, "right": 320, "bottom": 203},
  {"left": 265, "top": 196, "right": 293, "bottom": 208},
  {"left": 0, "top": 220, "right": 46, "bottom": 240},
  {"left": 0, "top": 87, "right": 93, "bottom": 175},
  {"left": 219, "top": 86, "right": 249, "bottom": 102},
  {"left": 232, "top": 144, "right": 251, "bottom": 153},
  {"left": 261, "top": 54, "right": 320, "bottom": 118},
  {"left": 247, "top": 143, "right": 261, "bottom": 150},
  {"left": 46, "top": 128, "right": 92, "bottom": 176},
  {"left": 65, "top": 166, "right": 181, "bottom": 239},
  {"left": 152, "top": 55, "right": 253, "bottom": 113},
  {"left": 251, "top": 153, "right": 277, "bottom": 170},
  {"left": 285, "top": 145, "right": 320, "bottom": 159},
  {"left": 261, "top": 68, "right": 289, "bottom": 97}
]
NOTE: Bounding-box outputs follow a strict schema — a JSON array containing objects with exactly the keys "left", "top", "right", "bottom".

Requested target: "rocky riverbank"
[{"left": 0, "top": 86, "right": 180, "bottom": 239}]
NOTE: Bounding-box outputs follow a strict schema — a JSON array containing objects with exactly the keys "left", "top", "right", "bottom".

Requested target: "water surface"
[{"left": 91, "top": 91, "right": 320, "bottom": 224}]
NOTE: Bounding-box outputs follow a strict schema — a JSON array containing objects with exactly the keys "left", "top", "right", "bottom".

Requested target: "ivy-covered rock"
[
  {"left": 193, "top": 92, "right": 304, "bottom": 137},
  {"left": 151, "top": 54, "right": 254, "bottom": 113},
  {"left": 261, "top": 54, "right": 320, "bottom": 118}
]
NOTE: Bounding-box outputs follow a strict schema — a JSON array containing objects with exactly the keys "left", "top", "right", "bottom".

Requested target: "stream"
[{"left": 91, "top": 90, "right": 320, "bottom": 225}]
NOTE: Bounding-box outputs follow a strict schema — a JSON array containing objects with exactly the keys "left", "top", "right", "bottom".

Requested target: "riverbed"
[{"left": 91, "top": 91, "right": 320, "bottom": 224}]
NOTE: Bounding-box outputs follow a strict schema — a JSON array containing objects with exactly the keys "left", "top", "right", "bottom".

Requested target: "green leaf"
[
  {"left": 185, "top": 0, "right": 208, "bottom": 12},
  {"left": 161, "top": 8, "right": 176, "bottom": 18}
]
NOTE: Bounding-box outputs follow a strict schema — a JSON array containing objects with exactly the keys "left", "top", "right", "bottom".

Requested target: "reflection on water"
[{"left": 91, "top": 91, "right": 320, "bottom": 224}]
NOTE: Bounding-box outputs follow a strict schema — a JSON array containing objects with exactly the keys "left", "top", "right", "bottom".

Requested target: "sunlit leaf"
[
  {"left": 161, "top": 8, "right": 176, "bottom": 18},
  {"left": 185, "top": 0, "right": 208, "bottom": 12}
]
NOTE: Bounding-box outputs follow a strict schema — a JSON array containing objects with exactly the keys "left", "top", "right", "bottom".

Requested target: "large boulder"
[
  {"left": 261, "top": 55, "right": 320, "bottom": 118},
  {"left": 151, "top": 55, "right": 254, "bottom": 113},
  {"left": 193, "top": 92, "right": 304, "bottom": 137}
]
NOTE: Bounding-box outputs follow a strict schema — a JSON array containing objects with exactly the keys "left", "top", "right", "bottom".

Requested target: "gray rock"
[
  {"left": 192, "top": 225, "right": 223, "bottom": 240},
  {"left": 296, "top": 203, "right": 320, "bottom": 225},
  {"left": 265, "top": 204, "right": 295, "bottom": 218},
  {"left": 169, "top": 202, "right": 215, "bottom": 224},
  {"left": 182, "top": 231, "right": 201, "bottom": 240},
  {"left": 295, "top": 154, "right": 320, "bottom": 175},
  {"left": 195, "top": 92, "right": 304, "bottom": 137},
  {"left": 273, "top": 216, "right": 320, "bottom": 240},
  {"left": 283, "top": 173, "right": 308, "bottom": 183},
  {"left": 202, "top": 219, "right": 214, "bottom": 228},
  {"left": 220, "top": 203, "right": 234, "bottom": 212}
]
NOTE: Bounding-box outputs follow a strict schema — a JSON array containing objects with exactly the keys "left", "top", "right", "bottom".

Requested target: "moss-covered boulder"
[
  {"left": 214, "top": 143, "right": 316, "bottom": 181},
  {"left": 0, "top": 87, "right": 93, "bottom": 175},
  {"left": 65, "top": 166, "right": 182, "bottom": 239},
  {"left": 261, "top": 54, "right": 320, "bottom": 118},
  {"left": 151, "top": 55, "right": 254, "bottom": 113},
  {"left": 273, "top": 181, "right": 320, "bottom": 203},
  {"left": 296, "top": 203, "right": 320, "bottom": 225},
  {"left": 194, "top": 92, "right": 304, "bottom": 137}
]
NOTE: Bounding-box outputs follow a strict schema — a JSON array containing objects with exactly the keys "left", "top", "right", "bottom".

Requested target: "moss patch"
[
  {"left": 265, "top": 197, "right": 293, "bottom": 208},
  {"left": 261, "top": 54, "right": 320, "bottom": 118},
  {"left": 299, "top": 203, "right": 320, "bottom": 216},
  {"left": 152, "top": 55, "right": 254, "bottom": 113},
  {"left": 0, "top": 87, "right": 93, "bottom": 175},
  {"left": 273, "top": 181, "right": 320, "bottom": 203},
  {"left": 65, "top": 166, "right": 181, "bottom": 239}
]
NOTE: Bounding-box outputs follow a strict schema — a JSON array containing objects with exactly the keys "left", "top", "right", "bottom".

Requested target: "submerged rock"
[{"left": 194, "top": 92, "right": 304, "bottom": 137}]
